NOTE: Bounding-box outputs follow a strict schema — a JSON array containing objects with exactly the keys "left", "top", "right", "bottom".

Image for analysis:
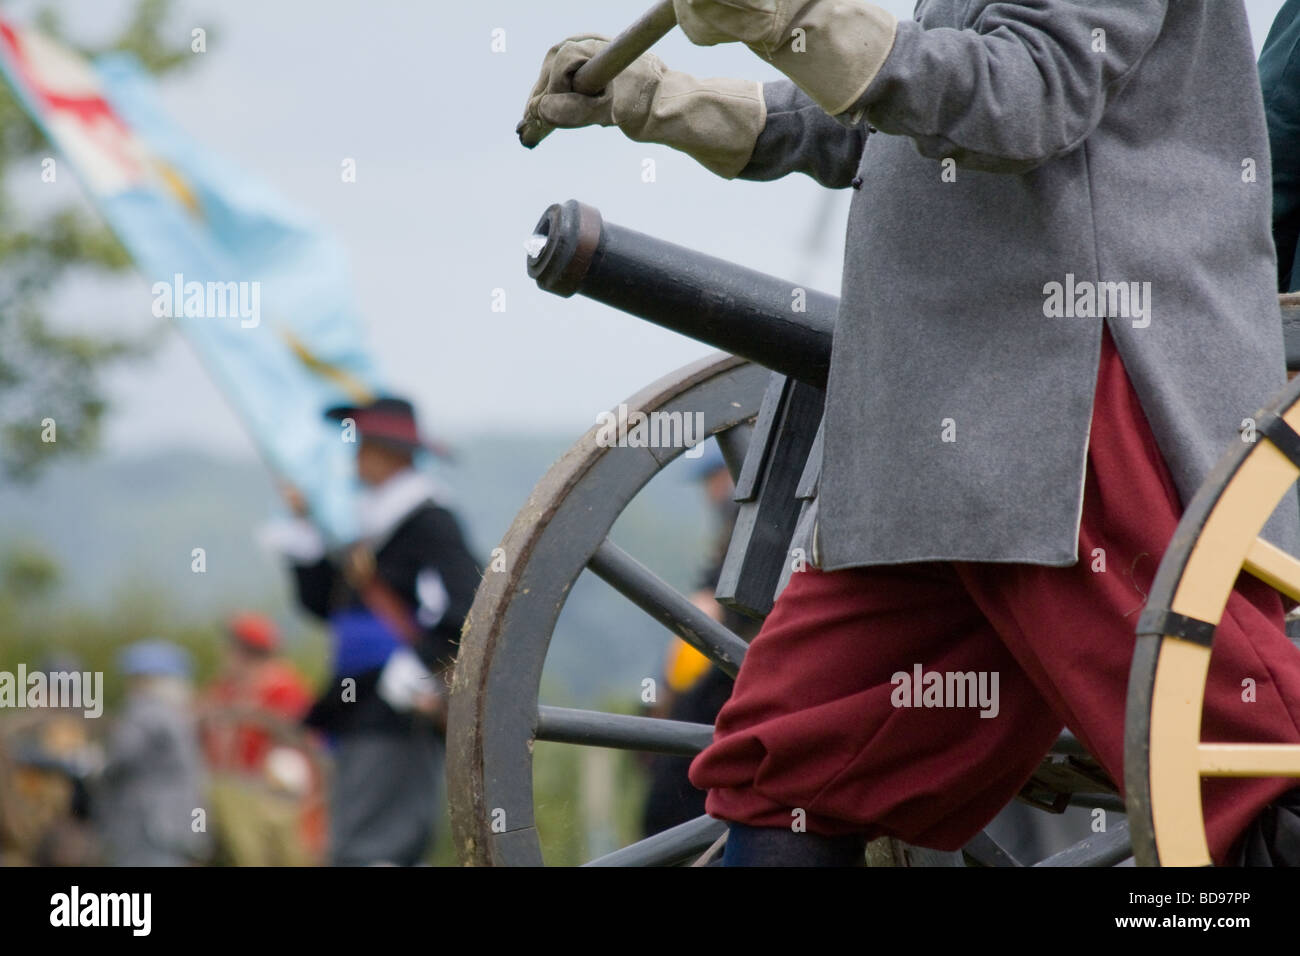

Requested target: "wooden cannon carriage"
[{"left": 447, "top": 199, "right": 1300, "bottom": 867}]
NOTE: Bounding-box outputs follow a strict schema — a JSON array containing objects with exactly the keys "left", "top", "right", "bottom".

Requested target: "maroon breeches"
[{"left": 688, "top": 326, "right": 1300, "bottom": 864}]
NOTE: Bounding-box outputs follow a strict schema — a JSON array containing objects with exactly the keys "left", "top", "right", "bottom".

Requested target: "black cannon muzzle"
[{"left": 527, "top": 200, "right": 837, "bottom": 389}]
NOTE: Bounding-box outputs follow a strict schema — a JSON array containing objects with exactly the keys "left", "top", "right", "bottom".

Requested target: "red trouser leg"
[
  {"left": 689, "top": 326, "right": 1300, "bottom": 863},
  {"left": 689, "top": 559, "right": 1065, "bottom": 847}
]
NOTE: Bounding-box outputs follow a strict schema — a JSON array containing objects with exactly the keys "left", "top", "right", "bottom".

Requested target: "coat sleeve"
[
  {"left": 737, "top": 79, "right": 870, "bottom": 189},
  {"left": 853, "top": 0, "right": 1170, "bottom": 174},
  {"left": 291, "top": 558, "right": 337, "bottom": 621},
  {"left": 382, "top": 506, "right": 482, "bottom": 672}
]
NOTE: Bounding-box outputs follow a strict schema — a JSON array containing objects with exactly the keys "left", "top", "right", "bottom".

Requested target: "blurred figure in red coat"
[{"left": 200, "top": 612, "right": 323, "bottom": 865}]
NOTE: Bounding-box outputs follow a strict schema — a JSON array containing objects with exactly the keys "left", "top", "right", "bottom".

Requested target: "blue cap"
[{"left": 118, "top": 640, "right": 192, "bottom": 679}]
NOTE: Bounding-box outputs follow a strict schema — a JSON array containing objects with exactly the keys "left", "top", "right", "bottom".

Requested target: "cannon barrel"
[
  {"left": 527, "top": 200, "right": 836, "bottom": 388},
  {"left": 527, "top": 202, "right": 1300, "bottom": 379}
]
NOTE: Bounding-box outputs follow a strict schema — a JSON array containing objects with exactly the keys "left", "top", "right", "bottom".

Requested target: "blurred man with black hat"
[{"left": 265, "top": 395, "right": 480, "bottom": 866}]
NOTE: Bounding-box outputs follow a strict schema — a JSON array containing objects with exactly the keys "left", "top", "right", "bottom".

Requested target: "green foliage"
[
  {"left": 2, "top": 542, "right": 58, "bottom": 597},
  {"left": 99, "top": 0, "right": 201, "bottom": 75},
  {"left": 0, "top": 0, "right": 199, "bottom": 480},
  {"left": 0, "top": 542, "right": 327, "bottom": 711}
]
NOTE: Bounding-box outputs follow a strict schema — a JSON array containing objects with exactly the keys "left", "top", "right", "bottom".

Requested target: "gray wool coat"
[
  {"left": 97, "top": 692, "right": 210, "bottom": 866},
  {"left": 738, "top": 0, "right": 1300, "bottom": 569}
]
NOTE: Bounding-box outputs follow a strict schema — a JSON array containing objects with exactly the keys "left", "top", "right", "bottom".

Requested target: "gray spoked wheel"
[
  {"left": 447, "top": 354, "right": 1129, "bottom": 866},
  {"left": 447, "top": 354, "right": 761, "bottom": 866}
]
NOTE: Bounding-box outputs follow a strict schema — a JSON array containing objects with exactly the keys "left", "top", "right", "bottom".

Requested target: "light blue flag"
[{"left": 0, "top": 20, "right": 380, "bottom": 544}]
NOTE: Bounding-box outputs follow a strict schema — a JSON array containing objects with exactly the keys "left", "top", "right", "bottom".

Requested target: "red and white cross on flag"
[{"left": 0, "top": 17, "right": 153, "bottom": 196}]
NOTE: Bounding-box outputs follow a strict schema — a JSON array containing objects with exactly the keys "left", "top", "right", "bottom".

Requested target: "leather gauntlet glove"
[
  {"left": 674, "top": 0, "right": 899, "bottom": 119},
  {"left": 518, "top": 34, "right": 766, "bottom": 178}
]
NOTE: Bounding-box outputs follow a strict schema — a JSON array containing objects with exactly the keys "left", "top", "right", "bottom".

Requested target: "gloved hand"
[
  {"left": 377, "top": 646, "right": 441, "bottom": 716},
  {"left": 673, "top": 0, "right": 899, "bottom": 119},
  {"left": 673, "top": 0, "right": 810, "bottom": 53},
  {"left": 518, "top": 34, "right": 766, "bottom": 179}
]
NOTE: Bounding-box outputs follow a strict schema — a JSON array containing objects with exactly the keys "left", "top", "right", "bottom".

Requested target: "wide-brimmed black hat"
[{"left": 324, "top": 396, "right": 451, "bottom": 458}]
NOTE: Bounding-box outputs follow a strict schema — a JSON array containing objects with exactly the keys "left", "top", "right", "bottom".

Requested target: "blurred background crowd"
[{"left": 0, "top": 442, "right": 743, "bottom": 867}]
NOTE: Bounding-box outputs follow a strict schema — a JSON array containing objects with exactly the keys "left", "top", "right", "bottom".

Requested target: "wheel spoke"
[
  {"left": 715, "top": 423, "right": 752, "bottom": 483},
  {"left": 1243, "top": 537, "right": 1300, "bottom": 603},
  {"left": 587, "top": 538, "right": 749, "bottom": 676},
  {"left": 962, "top": 831, "right": 1023, "bottom": 867},
  {"left": 536, "top": 705, "right": 712, "bottom": 756},
  {"left": 584, "top": 814, "right": 727, "bottom": 867},
  {"left": 1198, "top": 743, "right": 1300, "bottom": 776},
  {"left": 1031, "top": 820, "right": 1131, "bottom": 867},
  {"left": 690, "top": 831, "right": 728, "bottom": 866}
]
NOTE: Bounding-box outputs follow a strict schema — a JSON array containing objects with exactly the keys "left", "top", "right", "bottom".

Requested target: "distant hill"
[{"left": 0, "top": 435, "right": 718, "bottom": 706}]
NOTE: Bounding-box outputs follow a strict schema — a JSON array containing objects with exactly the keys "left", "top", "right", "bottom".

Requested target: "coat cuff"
[
  {"left": 756, "top": 0, "right": 898, "bottom": 119},
  {"left": 258, "top": 517, "right": 327, "bottom": 564},
  {"left": 624, "top": 70, "right": 767, "bottom": 179}
]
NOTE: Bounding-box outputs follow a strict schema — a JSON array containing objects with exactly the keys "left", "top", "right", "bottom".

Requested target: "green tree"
[
  {"left": 1, "top": 543, "right": 58, "bottom": 598},
  {"left": 0, "top": 0, "right": 197, "bottom": 479}
]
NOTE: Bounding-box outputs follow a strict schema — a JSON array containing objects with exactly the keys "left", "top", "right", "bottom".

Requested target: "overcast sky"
[{"left": 10, "top": 0, "right": 1291, "bottom": 458}]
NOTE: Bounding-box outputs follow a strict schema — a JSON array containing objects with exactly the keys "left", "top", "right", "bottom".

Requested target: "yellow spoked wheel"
[{"left": 1127, "top": 374, "right": 1300, "bottom": 866}]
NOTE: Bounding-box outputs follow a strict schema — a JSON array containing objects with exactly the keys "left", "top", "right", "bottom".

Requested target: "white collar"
[{"left": 357, "top": 469, "right": 447, "bottom": 545}]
